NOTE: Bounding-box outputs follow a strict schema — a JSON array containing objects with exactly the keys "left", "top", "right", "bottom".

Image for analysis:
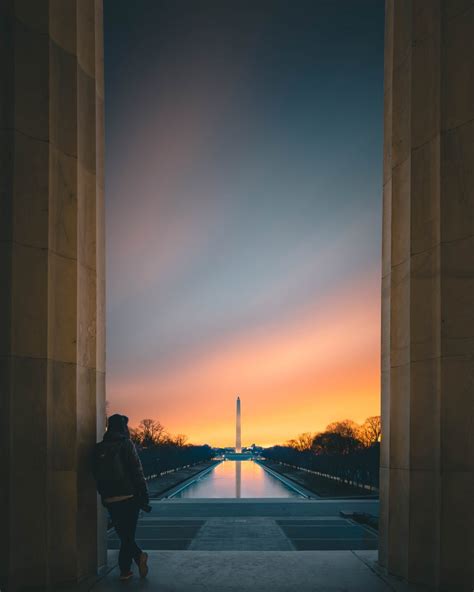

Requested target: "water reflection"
[
  {"left": 235, "top": 461, "right": 241, "bottom": 498},
  {"left": 172, "top": 460, "right": 302, "bottom": 498}
]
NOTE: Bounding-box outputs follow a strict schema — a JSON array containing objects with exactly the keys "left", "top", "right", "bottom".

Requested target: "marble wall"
[
  {"left": 380, "top": 1, "right": 473, "bottom": 590},
  {"left": 0, "top": 1, "right": 106, "bottom": 589}
]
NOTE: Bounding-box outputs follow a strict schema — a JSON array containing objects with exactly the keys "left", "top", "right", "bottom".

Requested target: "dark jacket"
[{"left": 93, "top": 431, "right": 149, "bottom": 506}]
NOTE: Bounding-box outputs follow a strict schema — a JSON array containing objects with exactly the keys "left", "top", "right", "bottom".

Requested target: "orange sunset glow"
[{"left": 108, "top": 273, "right": 380, "bottom": 447}]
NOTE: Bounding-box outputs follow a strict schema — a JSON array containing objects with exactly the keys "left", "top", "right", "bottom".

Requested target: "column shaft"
[
  {"left": 380, "top": 2, "right": 473, "bottom": 590},
  {"left": 0, "top": 1, "right": 106, "bottom": 589}
]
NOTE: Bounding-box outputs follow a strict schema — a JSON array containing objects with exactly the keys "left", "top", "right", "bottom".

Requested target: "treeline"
[
  {"left": 285, "top": 417, "right": 381, "bottom": 454},
  {"left": 262, "top": 416, "right": 381, "bottom": 491},
  {"left": 130, "top": 419, "right": 214, "bottom": 480}
]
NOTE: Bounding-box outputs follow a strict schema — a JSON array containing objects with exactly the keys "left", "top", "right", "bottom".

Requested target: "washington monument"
[{"left": 235, "top": 396, "right": 242, "bottom": 453}]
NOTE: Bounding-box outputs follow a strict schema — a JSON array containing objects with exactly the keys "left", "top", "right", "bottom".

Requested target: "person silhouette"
[{"left": 93, "top": 414, "right": 151, "bottom": 580}]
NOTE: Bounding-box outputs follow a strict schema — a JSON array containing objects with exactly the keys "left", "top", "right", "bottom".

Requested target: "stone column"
[
  {"left": 380, "top": 1, "right": 473, "bottom": 590},
  {"left": 0, "top": 1, "right": 106, "bottom": 590}
]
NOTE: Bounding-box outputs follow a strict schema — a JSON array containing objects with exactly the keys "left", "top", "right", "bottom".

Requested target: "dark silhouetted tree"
[
  {"left": 325, "top": 419, "right": 360, "bottom": 440},
  {"left": 171, "top": 434, "right": 189, "bottom": 447},
  {"left": 137, "top": 419, "right": 166, "bottom": 447},
  {"left": 312, "top": 431, "right": 363, "bottom": 456},
  {"left": 359, "top": 416, "right": 381, "bottom": 447},
  {"left": 285, "top": 432, "right": 315, "bottom": 452}
]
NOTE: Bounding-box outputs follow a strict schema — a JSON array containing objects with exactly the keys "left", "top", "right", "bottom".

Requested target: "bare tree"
[
  {"left": 285, "top": 432, "right": 315, "bottom": 452},
  {"left": 137, "top": 419, "right": 166, "bottom": 447},
  {"left": 325, "top": 419, "right": 360, "bottom": 440},
  {"left": 312, "top": 431, "right": 363, "bottom": 455},
  {"left": 171, "top": 434, "right": 189, "bottom": 448},
  {"left": 358, "top": 415, "right": 381, "bottom": 447},
  {"left": 129, "top": 427, "right": 143, "bottom": 446}
]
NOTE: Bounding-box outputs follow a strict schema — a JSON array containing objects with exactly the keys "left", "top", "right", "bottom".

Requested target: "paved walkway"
[
  {"left": 92, "top": 550, "right": 422, "bottom": 591},
  {"left": 95, "top": 499, "right": 426, "bottom": 592},
  {"left": 149, "top": 497, "right": 379, "bottom": 517},
  {"left": 188, "top": 517, "right": 294, "bottom": 550},
  {"left": 108, "top": 498, "right": 379, "bottom": 552}
]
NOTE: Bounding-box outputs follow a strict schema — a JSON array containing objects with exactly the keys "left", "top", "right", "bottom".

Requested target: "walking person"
[{"left": 93, "top": 414, "right": 151, "bottom": 581}]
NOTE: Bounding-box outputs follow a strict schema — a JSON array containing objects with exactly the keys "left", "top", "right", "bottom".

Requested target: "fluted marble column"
[
  {"left": 380, "top": 2, "right": 473, "bottom": 590},
  {"left": 0, "top": 1, "right": 106, "bottom": 589}
]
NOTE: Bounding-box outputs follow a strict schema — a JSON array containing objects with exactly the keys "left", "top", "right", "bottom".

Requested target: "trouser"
[{"left": 108, "top": 497, "right": 142, "bottom": 572}]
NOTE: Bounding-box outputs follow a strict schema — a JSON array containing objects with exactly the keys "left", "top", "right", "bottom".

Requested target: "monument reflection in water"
[
  {"left": 235, "top": 460, "right": 241, "bottom": 498},
  {"left": 172, "top": 461, "right": 302, "bottom": 499}
]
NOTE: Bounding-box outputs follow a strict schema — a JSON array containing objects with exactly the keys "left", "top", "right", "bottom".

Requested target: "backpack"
[{"left": 93, "top": 441, "right": 126, "bottom": 483}]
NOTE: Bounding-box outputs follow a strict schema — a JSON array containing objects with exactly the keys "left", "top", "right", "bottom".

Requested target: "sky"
[{"left": 104, "top": 0, "right": 385, "bottom": 447}]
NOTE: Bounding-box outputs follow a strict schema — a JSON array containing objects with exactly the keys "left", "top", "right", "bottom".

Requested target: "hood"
[{"left": 103, "top": 413, "right": 130, "bottom": 441}]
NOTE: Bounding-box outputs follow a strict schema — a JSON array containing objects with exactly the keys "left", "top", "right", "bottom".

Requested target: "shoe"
[
  {"left": 119, "top": 570, "right": 133, "bottom": 581},
  {"left": 137, "top": 552, "right": 149, "bottom": 577}
]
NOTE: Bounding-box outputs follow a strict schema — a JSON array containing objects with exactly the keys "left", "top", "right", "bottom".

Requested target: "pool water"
[{"left": 171, "top": 460, "right": 303, "bottom": 498}]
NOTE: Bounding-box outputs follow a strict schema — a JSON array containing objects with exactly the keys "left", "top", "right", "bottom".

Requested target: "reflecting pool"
[{"left": 171, "top": 460, "right": 303, "bottom": 498}]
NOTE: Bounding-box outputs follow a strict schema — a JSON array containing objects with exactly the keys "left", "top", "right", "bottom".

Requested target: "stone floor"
[
  {"left": 108, "top": 498, "right": 380, "bottom": 551},
  {"left": 94, "top": 499, "right": 426, "bottom": 592},
  {"left": 91, "top": 550, "right": 424, "bottom": 592}
]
